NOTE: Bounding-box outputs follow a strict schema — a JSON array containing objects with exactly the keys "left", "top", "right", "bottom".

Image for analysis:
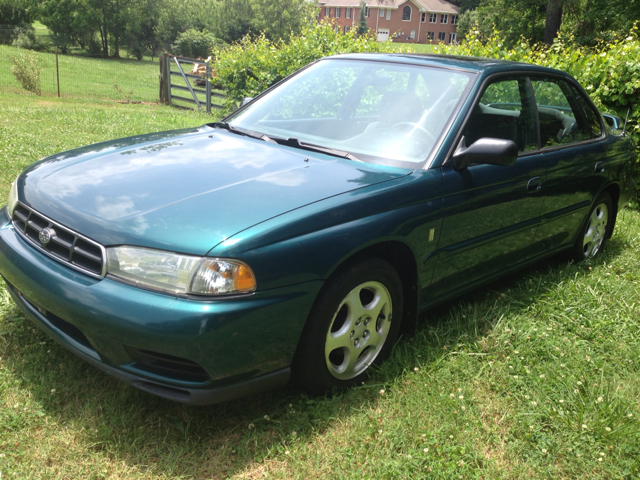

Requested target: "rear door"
[{"left": 529, "top": 76, "right": 608, "bottom": 253}]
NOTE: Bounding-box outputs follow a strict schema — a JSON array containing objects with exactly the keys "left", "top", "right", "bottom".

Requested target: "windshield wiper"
[
  {"left": 209, "top": 122, "right": 276, "bottom": 143},
  {"left": 271, "top": 137, "right": 362, "bottom": 162}
]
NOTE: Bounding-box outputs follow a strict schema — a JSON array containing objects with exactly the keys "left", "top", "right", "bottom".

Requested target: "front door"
[{"left": 427, "top": 75, "right": 545, "bottom": 303}]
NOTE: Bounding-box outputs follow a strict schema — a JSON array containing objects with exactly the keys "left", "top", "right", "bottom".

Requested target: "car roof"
[{"left": 326, "top": 53, "right": 571, "bottom": 78}]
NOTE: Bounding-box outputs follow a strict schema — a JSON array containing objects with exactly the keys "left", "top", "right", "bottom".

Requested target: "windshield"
[{"left": 227, "top": 59, "right": 473, "bottom": 167}]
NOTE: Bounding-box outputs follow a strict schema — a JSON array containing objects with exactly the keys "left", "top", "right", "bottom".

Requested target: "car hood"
[{"left": 19, "top": 126, "right": 411, "bottom": 255}]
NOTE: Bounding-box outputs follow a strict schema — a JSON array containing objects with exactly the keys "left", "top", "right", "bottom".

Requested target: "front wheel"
[
  {"left": 569, "top": 191, "right": 613, "bottom": 261},
  {"left": 292, "top": 258, "right": 403, "bottom": 395}
]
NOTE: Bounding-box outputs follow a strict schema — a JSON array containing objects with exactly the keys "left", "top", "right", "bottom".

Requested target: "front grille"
[{"left": 11, "top": 203, "right": 106, "bottom": 278}]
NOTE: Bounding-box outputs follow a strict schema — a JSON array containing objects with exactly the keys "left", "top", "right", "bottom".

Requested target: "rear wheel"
[
  {"left": 292, "top": 258, "right": 403, "bottom": 395},
  {"left": 569, "top": 191, "right": 612, "bottom": 261}
]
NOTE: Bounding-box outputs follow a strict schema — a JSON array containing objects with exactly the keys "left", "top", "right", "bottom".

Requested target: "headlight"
[
  {"left": 106, "top": 246, "right": 256, "bottom": 296},
  {"left": 6, "top": 174, "right": 19, "bottom": 217}
]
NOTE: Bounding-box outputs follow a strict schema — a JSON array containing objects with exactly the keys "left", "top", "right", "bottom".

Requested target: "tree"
[
  {"left": 250, "top": 0, "right": 314, "bottom": 42},
  {"left": 543, "top": 0, "right": 563, "bottom": 44},
  {"left": 1, "top": 0, "right": 35, "bottom": 45},
  {"left": 210, "top": 0, "right": 254, "bottom": 43},
  {"left": 356, "top": 6, "right": 369, "bottom": 36}
]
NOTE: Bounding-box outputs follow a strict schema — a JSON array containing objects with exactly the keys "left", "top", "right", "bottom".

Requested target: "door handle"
[
  {"left": 595, "top": 161, "right": 606, "bottom": 173},
  {"left": 527, "top": 176, "right": 541, "bottom": 192}
]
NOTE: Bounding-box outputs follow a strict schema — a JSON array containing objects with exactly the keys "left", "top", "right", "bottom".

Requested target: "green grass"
[
  {"left": 1, "top": 45, "right": 161, "bottom": 102},
  {"left": 0, "top": 94, "right": 639, "bottom": 479}
]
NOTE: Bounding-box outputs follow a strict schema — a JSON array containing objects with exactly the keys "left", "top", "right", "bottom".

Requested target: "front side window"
[
  {"left": 427, "top": 31, "right": 435, "bottom": 40},
  {"left": 429, "top": 13, "right": 437, "bottom": 23},
  {"left": 410, "top": 30, "right": 415, "bottom": 39},
  {"left": 325, "top": 7, "right": 330, "bottom": 16},
  {"left": 344, "top": 26, "right": 350, "bottom": 33},
  {"left": 421, "top": 12, "right": 426, "bottom": 22},
  {"left": 365, "top": 6, "right": 369, "bottom": 16},
  {"left": 336, "top": 7, "right": 341, "bottom": 18},
  {"left": 386, "top": 9, "right": 391, "bottom": 20},
  {"left": 461, "top": 77, "right": 538, "bottom": 153},
  {"left": 449, "top": 32, "right": 457, "bottom": 43},
  {"left": 438, "top": 31, "right": 446, "bottom": 41},
  {"left": 452, "top": 15, "right": 459, "bottom": 25},
  {"left": 441, "top": 14, "right": 448, "bottom": 24},
  {"left": 380, "top": 8, "right": 385, "bottom": 17},
  {"left": 403, "top": 6, "right": 411, "bottom": 20},
  {"left": 346, "top": 7, "right": 351, "bottom": 18},
  {"left": 229, "top": 60, "right": 472, "bottom": 167},
  {"left": 531, "top": 78, "right": 598, "bottom": 147}
]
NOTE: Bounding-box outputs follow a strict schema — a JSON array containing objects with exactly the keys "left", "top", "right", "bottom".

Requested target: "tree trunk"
[{"left": 543, "top": 0, "right": 563, "bottom": 45}]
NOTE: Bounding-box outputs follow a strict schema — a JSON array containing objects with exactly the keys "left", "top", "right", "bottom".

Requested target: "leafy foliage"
[
  {"left": 171, "top": 29, "right": 225, "bottom": 58},
  {"left": 249, "top": 0, "right": 315, "bottom": 42},
  {"left": 10, "top": 49, "right": 41, "bottom": 95},
  {"left": 214, "top": 22, "right": 397, "bottom": 112}
]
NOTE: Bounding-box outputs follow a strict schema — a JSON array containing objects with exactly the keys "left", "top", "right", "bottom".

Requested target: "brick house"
[{"left": 316, "top": 0, "right": 459, "bottom": 45}]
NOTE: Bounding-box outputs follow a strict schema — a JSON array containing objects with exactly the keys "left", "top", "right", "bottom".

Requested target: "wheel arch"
[{"left": 320, "top": 240, "right": 420, "bottom": 338}]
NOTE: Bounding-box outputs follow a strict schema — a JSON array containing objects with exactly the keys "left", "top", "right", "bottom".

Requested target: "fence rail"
[{"left": 160, "top": 54, "right": 225, "bottom": 114}]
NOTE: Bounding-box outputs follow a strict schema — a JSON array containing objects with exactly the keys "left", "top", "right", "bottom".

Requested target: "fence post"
[
  {"left": 55, "top": 46, "right": 60, "bottom": 98},
  {"left": 205, "top": 60, "right": 211, "bottom": 115},
  {"left": 166, "top": 55, "right": 172, "bottom": 106},
  {"left": 159, "top": 54, "right": 165, "bottom": 103}
]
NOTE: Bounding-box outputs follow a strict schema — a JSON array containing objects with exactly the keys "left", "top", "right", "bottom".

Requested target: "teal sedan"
[{"left": 0, "top": 54, "right": 636, "bottom": 404}]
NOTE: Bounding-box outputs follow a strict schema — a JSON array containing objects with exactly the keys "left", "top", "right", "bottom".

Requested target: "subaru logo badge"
[{"left": 39, "top": 228, "right": 52, "bottom": 244}]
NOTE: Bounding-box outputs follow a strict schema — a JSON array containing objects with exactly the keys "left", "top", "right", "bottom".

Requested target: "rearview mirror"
[{"left": 453, "top": 137, "right": 518, "bottom": 170}]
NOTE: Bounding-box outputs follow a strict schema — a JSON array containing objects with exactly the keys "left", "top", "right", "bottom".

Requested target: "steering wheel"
[{"left": 391, "top": 121, "right": 435, "bottom": 141}]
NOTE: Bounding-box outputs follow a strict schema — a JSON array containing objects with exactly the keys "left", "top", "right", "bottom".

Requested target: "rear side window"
[
  {"left": 531, "top": 78, "right": 597, "bottom": 147},
  {"left": 571, "top": 85, "right": 603, "bottom": 139}
]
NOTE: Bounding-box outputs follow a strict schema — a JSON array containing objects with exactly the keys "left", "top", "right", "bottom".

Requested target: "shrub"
[
  {"left": 12, "top": 26, "right": 41, "bottom": 51},
  {"left": 10, "top": 49, "right": 41, "bottom": 96},
  {"left": 171, "top": 29, "right": 226, "bottom": 59},
  {"left": 214, "top": 22, "right": 401, "bottom": 111}
]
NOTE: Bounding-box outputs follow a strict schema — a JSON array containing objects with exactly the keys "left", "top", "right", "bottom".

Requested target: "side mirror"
[
  {"left": 452, "top": 137, "right": 518, "bottom": 170},
  {"left": 240, "top": 97, "right": 253, "bottom": 107},
  {"left": 602, "top": 113, "right": 623, "bottom": 133}
]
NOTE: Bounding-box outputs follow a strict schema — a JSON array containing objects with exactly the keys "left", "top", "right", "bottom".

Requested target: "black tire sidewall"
[{"left": 291, "top": 258, "right": 403, "bottom": 395}]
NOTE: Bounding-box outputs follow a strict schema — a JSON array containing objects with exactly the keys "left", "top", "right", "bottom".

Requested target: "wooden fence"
[{"left": 159, "top": 54, "right": 225, "bottom": 113}]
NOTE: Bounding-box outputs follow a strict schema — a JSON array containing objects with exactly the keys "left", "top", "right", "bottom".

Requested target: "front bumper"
[{"left": 0, "top": 208, "right": 323, "bottom": 404}]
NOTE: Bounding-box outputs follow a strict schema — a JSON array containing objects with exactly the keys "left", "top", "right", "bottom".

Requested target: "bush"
[
  {"left": 214, "top": 22, "right": 401, "bottom": 111},
  {"left": 171, "top": 29, "right": 226, "bottom": 59},
  {"left": 10, "top": 49, "right": 41, "bottom": 95},
  {"left": 12, "top": 26, "right": 41, "bottom": 50}
]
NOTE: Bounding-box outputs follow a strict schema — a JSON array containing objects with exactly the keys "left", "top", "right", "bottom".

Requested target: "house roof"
[{"left": 316, "top": 0, "right": 459, "bottom": 13}]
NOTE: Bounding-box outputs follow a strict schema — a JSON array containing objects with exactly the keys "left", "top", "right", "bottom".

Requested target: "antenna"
[{"left": 622, "top": 107, "right": 630, "bottom": 136}]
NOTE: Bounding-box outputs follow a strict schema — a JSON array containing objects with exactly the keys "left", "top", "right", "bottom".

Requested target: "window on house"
[
  {"left": 380, "top": 9, "right": 385, "bottom": 17},
  {"left": 325, "top": 7, "right": 330, "bottom": 16},
  {"left": 429, "top": 13, "right": 437, "bottom": 23},
  {"left": 386, "top": 9, "right": 391, "bottom": 20},
  {"left": 336, "top": 7, "right": 341, "bottom": 18},
  {"left": 345, "top": 26, "right": 350, "bottom": 33},
  {"left": 427, "top": 31, "right": 434, "bottom": 40},
  {"left": 421, "top": 12, "right": 426, "bottom": 22},
  {"left": 365, "top": 6, "right": 369, "bottom": 17},
  {"left": 402, "top": 6, "right": 411, "bottom": 20},
  {"left": 346, "top": 8, "right": 351, "bottom": 18},
  {"left": 409, "top": 30, "right": 415, "bottom": 39},
  {"left": 449, "top": 33, "right": 457, "bottom": 43},
  {"left": 452, "top": 15, "right": 459, "bottom": 25},
  {"left": 441, "top": 14, "right": 448, "bottom": 24},
  {"left": 438, "top": 31, "right": 446, "bottom": 41},
  {"left": 335, "top": 25, "right": 341, "bottom": 33}
]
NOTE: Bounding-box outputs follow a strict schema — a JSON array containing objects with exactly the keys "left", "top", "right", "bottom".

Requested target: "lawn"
[{"left": 0, "top": 93, "right": 639, "bottom": 479}]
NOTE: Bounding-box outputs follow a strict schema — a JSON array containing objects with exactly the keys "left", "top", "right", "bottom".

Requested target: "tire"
[
  {"left": 291, "top": 258, "right": 403, "bottom": 396},
  {"left": 569, "top": 191, "right": 613, "bottom": 261}
]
